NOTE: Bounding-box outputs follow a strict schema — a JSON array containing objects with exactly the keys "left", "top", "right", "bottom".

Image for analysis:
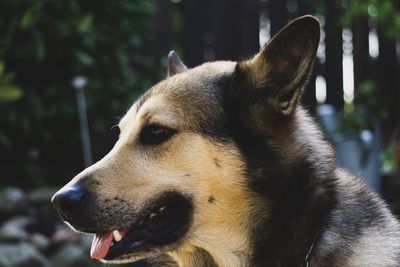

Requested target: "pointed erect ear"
[
  {"left": 233, "top": 15, "right": 320, "bottom": 117},
  {"left": 168, "top": 51, "right": 188, "bottom": 77}
]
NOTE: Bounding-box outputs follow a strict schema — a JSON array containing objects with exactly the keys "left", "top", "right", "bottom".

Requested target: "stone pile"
[{"left": 0, "top": 187, "right": 148, "bottom": 267}]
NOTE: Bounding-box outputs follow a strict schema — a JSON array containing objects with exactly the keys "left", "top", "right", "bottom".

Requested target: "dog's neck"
[
  {"left": 168, "top": 222, "right": 323, "bottom": 267},
  {"left": 168, "top": 245, "right": 244, "bottom": 267},
  {"left": 247, "top": 108, "right": 336, "bottom": 266}
]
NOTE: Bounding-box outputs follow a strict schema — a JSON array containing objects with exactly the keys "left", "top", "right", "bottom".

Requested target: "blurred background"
[{"left": 0, "top": 0, "right": 399, "bottom": 266}]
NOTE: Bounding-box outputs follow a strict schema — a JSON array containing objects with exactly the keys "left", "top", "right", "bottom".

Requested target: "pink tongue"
[{"left": 90, "top": 232, "right": 113, "bottom": 260}]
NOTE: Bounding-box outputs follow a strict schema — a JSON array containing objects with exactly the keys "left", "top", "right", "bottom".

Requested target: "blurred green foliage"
[
  {"left": 338, "top": 0, "right": 399, "bottom": 134},
  {"left": 337, "top": 81, "right": 387, "bottom": 136},
  {"left": 342, "top": 0, "right": 400, "bottom": 38},
  {"left": 381, "top": 143, "right": 399, "bottom": 174},
  {"left": 0, "top": 0, "right": 158, "bottom": 187},
  {"left": 0, "top": 62, "right": 23, "bottom": 103}
]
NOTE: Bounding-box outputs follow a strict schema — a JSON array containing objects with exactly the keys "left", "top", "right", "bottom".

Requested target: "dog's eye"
[{"left": 140, "top": 124, "right": 177, "bottom": 145}]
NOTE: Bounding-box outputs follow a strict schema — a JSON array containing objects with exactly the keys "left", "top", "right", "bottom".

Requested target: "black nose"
[{"left": 52, "top": 186, "right": 86, "bottom": 221}]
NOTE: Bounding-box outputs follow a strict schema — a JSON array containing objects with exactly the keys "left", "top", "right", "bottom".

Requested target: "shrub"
[{"left": 0, "top": 0, "right": 157, "bottom": 187}]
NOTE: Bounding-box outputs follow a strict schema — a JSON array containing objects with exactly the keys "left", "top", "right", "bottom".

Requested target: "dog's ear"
[
  {"left": 168, "top": 51, "right": 188, "bottom": 76},
  {"left": 232, "top": 15, "right": 320, "bottom": 118}
]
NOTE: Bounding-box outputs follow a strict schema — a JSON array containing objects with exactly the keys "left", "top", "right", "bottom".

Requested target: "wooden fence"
[{"left": 150, "top": 0, "right": 399, "bottom": 133}]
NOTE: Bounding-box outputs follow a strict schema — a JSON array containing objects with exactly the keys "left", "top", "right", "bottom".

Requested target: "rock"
[
  {"left": 51, "top": 225, "right": 79, "bottom": 244},
  {"left": 0, "top": 243, "right": 49, "bottom": 267},
  {"left": 28, "top": 187, "right": 57, "bottom": 205},
  {"left": 0, "top": 217, "right": 29, "bottom": 242},
  {"left": 51, "top": 243, "right": 101, "bottom": 267},
  {"left": 30, "top": 233, "right": 50, "bottom": 252},
  {"left": 77, "top": 234, "right": 92, "bottom": 249},
  {"left": 0, "top": 188, "right": 28, "bottom": 220}
]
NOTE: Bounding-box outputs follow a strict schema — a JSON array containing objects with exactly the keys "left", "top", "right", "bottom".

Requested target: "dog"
[{"left": 52, "top": 15, "right": 400, "bottom": 267}]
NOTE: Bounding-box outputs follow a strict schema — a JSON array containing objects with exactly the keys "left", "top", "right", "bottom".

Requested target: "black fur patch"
[
  {"left": 208, "top": 195, "right": 216, "bottom": 204},
  {"left": 216, "top": 71, "right": 339, "bottom": 266},
  {"left": 214, "top": 158, "right": 222, "bottom": 168}
]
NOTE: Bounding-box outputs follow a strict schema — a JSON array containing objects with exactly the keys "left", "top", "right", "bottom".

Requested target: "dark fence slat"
[
  {"left": 269, "top": 0, "right": 289, "bottom": 36},
  {"left": 156, "top": 0, "right": 172, "bottom": 53},
  {"left": 208, "top": 0, "right": 236, "bottom": 61},
  {"left": 377, "top": 28, "right": 398, "bottom": 133},
  {"left": 233, "top": 0, "right": 260, "bottom": 60},
  {"left": 149, "top": 0, "right": 172, "bottom": 58},
  {"left": 183, "top": 0, "right": 207, "bottom": 67},
  {"left": 352, "top": 16, "right": 370, "bottom": 92},
  {"left": 324, "top": 0, "right": 344, "bottom": 110},
  {"left": 183, "top": 0, "right": 259, "bottom": 66}
]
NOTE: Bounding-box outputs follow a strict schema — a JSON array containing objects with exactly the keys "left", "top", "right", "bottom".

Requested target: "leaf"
[
  {"left": 75, "top": 50, "right": 94, "bottom": 66},
  {"left": 36, "top": 38, "right": 46, "bottom": 60},
  {"left": 0, "top": 132, "right": 11, "bottom": 147},
  {"left": 76, "top": 15, "right": 93, "bottom": 33},
  {"left": 1, "top": 73, "right": 16, "bottom": 84},
  {"left": 0, "top": 85, "right": 23, "bottom": 102},
  {"left": 0, "top": 62, "right": 4, "bottom": 77},
  {"left": 20, "top": 8, "right": 40, "bottom": 29}
]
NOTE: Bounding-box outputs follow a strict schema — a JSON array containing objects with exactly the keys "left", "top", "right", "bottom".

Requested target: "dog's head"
[{"left": 52, "top": 16, "right": 320, "bottom": 265}]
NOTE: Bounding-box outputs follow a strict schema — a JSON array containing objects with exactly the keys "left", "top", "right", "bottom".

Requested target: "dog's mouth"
[{"left": 90, "top": 193, "right": 192, "bottom": 262}]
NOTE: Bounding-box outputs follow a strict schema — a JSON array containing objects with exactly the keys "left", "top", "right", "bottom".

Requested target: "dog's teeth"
[
  {"left": 149, "top": 213, "right": 157, "bottom": 219},
  {"left": 159, "top": 206, "right": 166, "bottom": 213},
  {"left": 113, "top": 230, "right": 122, "bottom": 242}
]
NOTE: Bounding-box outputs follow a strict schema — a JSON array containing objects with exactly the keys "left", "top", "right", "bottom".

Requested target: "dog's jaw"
[{"left": 100, "top": 255, "right": 146, "bottom": 265}]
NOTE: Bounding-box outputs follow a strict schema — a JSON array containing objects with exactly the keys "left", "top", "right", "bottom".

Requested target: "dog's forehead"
[
  {"left": 120, "top": 61, "right": 236, "bottom": 131},
  {"left": 158, "top": 60, "right": 236, "bottom": 97}
]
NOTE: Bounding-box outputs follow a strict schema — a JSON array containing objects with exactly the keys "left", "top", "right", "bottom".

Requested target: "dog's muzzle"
[{"left": 52, "top": 182, "right": 194, "bottom": 262}]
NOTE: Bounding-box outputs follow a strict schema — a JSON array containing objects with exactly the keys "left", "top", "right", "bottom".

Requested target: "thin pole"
[{"left": 73, "top": 76, "right": 93, "bottom": 167}]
